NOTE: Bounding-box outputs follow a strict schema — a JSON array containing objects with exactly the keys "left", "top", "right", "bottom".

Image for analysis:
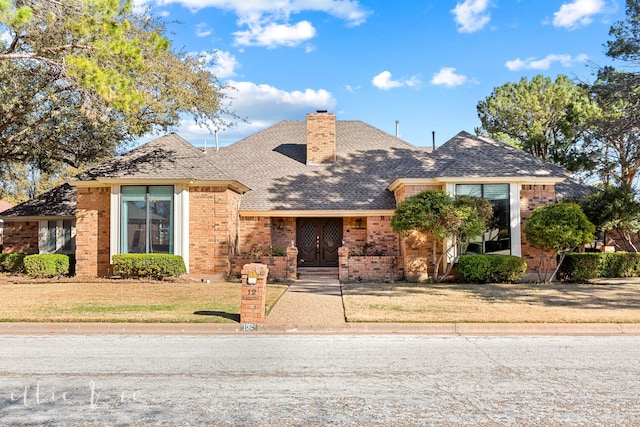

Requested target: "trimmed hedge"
[
  {"left": 0, "top": 253, "right": 26, "bottom": 274},
  {"left": 112, "top": 254, "right": 186, "bottom": 279},
  {"left": 24, "top": 254, "right": 70, "bottom": 278},
  {"left": 560, "top": 252, "right": 640, "bottom": 282},
  {"left": 457, "top": 254, "right": 528, "bottom": 283}
]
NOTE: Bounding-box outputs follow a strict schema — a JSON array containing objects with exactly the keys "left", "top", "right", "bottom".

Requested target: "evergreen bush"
[
  {"left": 457, "top": 254, "right": 527, "bottom": 283},
  {"left": 112, "top": 254, "right": 186, "bottom": 279},
  {"left": 24, "top": 254, "right": 70, "bottom": 278},
  {"left": 0, "top": 253, "right": 26, "bottom": 273}
]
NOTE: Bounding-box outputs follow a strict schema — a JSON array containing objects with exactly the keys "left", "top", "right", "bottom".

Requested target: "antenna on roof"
[
  {"left": 432, "top": 131, "right": 436, "bottom": 151},
  {"left": 203, "top": 139, "right": 207, "bottom": 154},
  {"left": 215, "top": 129, "right": 219, "bottom": 152},
  {"left": 395, "top": 120, "right": 399, "bottom": 138}
]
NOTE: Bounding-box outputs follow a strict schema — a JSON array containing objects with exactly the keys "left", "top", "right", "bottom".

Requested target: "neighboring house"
[
  {"left": 1, "top": 185, "right": 76, "bottom": 255},
  {"left": 0, "top": 200, "right": 14, "bottom": 250},
  {"left": 1, "top": 112, "right": 573, "bottom": 280}
]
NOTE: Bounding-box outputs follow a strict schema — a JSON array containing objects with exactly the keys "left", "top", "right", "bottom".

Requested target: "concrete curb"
[{"left": 2, "top": 322, "right": 640, "bottom": 336}]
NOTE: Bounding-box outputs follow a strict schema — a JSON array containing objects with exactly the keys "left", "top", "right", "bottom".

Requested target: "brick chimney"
[{"left": 306, "top": 110, "right": 336, "bottom": 165}]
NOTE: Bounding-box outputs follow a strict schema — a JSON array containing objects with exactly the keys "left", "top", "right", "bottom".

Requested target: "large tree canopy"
[
  {"left": 477, "top": 74, "right": 598, "bottom": 172},
  {"left": 0, "top": 0, "right": 231, "bottom": 173},
  {"left": 585, "top": 67, "right": 640, "bottom": 186}
]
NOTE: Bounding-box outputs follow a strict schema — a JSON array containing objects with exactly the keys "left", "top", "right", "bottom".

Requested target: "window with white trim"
[
  {"left": 120, "top": 185, "right": 174, "bottom": 254},
  {"left": 456, "top": 184, "right": 511, "bottom": 255}
]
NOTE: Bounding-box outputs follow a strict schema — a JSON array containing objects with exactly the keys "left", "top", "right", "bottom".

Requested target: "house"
[
  {"left": 0, "top": 199, "right": 14, "bottom": 250},
  {"left": 1, "top": 112, "right": 572, "bottom": 280}
]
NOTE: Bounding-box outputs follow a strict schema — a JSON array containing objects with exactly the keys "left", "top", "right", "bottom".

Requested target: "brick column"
[
  {"left": 240, "top": 263, "right": 269, "bottom": 329},
  {"left": 286, "top": 246, "right": 298, "bottom": 280},
  {"left": 338, "top": 246, "right": 350, "bottom": 281}
]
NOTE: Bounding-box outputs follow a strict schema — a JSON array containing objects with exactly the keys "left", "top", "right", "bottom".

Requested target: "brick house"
[{"left": 1, "top": 112, "right": 575, "bottom": 281}]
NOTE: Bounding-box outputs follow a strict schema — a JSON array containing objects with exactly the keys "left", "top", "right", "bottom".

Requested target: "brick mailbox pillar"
[{"left": 240, "top": 263, "right": 269, "bottom": 330}]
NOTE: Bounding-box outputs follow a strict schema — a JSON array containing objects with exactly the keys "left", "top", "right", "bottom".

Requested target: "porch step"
[{"left": 297, "top": 267, "right": 339, "bottom": 280}]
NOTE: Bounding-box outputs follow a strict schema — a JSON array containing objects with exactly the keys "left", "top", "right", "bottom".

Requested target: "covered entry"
[{"left": 296, "top": 218, "right": 343, "bottom": 267}]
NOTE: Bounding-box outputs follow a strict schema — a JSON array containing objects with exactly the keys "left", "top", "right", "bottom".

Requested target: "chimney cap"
[{"left": 315, "top": 109, "right": 328, "bottom": 114}]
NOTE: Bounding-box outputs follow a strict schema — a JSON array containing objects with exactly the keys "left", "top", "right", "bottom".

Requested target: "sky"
[{"left": 135, "top": 0, "right": 628, "bottom": 148}]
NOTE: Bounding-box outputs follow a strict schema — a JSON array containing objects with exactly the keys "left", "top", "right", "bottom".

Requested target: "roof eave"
[
  {"left": 239, "top": 209, "right": 395, "bottom": 218},
  {"left": 70, "top": 178, "right": 250, "bottom": 194}
]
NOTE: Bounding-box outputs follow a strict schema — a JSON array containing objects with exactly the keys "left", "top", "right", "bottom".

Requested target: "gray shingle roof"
[
  {"left": 425, "top": 131, "right": 569, "bottom": 179},
  {"left": 76, "top": 133, "right": 236, "bottom": 182},
  {"left": 0, "top": 124, "right": 577, "bottom": 219},
  {"left": 0, "top": 183, "right": 76, "bottom": 219},
  {"left": 207, "top": 120, "right": 433, "bottom": 211}
]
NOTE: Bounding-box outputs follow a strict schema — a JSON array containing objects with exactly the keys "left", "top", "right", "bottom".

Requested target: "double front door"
[{"left": 296, "top": 218, "right": 343, "bottom": 267}]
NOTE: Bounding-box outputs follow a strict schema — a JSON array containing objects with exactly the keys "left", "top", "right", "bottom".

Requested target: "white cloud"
[
  {"left": 505, "top": 53, "right": 589, "bottom": 71},
  {"left": 195, "top": 22, "right": 213, "bottom": 37},
  {"left": 150, "top": 0, "right": 370, "bottom": 48},
  {"left": 430, "top": 68, "right": 467, "bottom": 87},
  {"left": 552, "top": 0, "right": 605, "bottom": 29},
  {"left": 225, "top": 80, "right": 337, "bottom": 121},
  {"left": 451, "top": 0, "right": 492, "bottom": 33},
  {"left": 372, "top": 71, "right": 421, "bottom": 91},
  {"left": 211, "top": 50, "right": 240, "bottom": 78},
  {"left": 233, "top": 20, "right": 316, "bottom": 48}
]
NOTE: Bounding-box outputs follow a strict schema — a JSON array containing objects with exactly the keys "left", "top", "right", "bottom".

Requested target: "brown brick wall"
[
  {"left": 306, "top": 112, "right": 336, "bottom": 164},
  {"left": 270, "top": 217, "right": 296, "bottom": 250},
  {"left": 2, "top": 221, "right": 39, "bottom": 254},
  {"left": 189, "top": 186, "right": 240, "bottom": 275},
  {"left": 238, "top": 216, "right": 271, "bottom": 256},
  {"left": 520, "top": 184, "right": 557, "bottom": 273},
  {"left": 396, "top": 184, "right": 443, "bottom": 203},
  {"left": 76, "top": 187, "right": 111, "bottom": 277}
]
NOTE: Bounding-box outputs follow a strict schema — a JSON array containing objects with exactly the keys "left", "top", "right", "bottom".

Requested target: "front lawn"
[
  {"left": 342, "top": 279, "right": 640, "bottom": 323},
  {"left": 0, "top": 275, "right": 287, "bottom": 323}
]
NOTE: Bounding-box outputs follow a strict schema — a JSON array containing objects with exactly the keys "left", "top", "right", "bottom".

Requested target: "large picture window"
[
  {"left": 456, "top": 184, "right": 511, "bottom": 255},
  {"left": 121, "top": 186, "right": 174, "bottom": 254}
]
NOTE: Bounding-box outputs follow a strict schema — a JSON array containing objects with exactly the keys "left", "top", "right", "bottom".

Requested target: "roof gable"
[
  {"left": 429, "top": 131, "right": 568, "bottom": 180},
  {"left": 0, "top": 183, "right": 76, "bottom": 219},
  {"left": 76, "top": 133, "right": 238, "bottom": 183}
]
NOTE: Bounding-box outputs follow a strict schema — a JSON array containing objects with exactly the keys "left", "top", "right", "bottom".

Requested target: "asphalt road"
[{"left": 1, "top": 335, "right": 639, "bottom": 426}]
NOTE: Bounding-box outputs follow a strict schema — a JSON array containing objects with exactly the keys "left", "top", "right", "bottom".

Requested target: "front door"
[{"left": 296, "top": 218, "right": 343, "bottom": 267}]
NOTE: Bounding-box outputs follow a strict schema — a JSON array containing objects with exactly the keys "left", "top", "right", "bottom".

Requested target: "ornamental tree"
[
  {"left": 391, "top": 190, "right": 492, "bottom": 282},
  {"left": 524, "top": 202, "right": 596, "bottom": 283},
  {"left": 0, "top": 0, "right": 231, "bottom": 176}
]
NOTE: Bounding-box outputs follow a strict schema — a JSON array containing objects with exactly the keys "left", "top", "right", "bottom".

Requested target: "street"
[{"left": 1, "top": 335, "right": 639, "bottom": 425}]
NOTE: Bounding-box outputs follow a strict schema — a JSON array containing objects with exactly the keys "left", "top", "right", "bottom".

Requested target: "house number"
[{"left": 248, "top": 289, "right": 257, "bottom": 296}]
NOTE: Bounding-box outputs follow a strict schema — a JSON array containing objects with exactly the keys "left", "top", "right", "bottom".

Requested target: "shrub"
[
  {"left": 457, "top": 254, "right": 527, "bottom": 283},
  {"left": 561, "top": 252, "right": 640, "bottom": 281},
  {"left": 457, "top": 255, "right": 493, "bottom": 283},
  {"left": 112, "top": 254, "right": 186, "bottom": 279},
  {"left": 0, "top": 253, "right": 26, "bottom": 274},
  {"left": 24, "top": 254, "right": 70, "bottom": 278}
]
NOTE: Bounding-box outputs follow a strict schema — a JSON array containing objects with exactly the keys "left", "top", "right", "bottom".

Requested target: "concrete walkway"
[{"left": 265, "top": 270, "right": 346, "bottom": 328}]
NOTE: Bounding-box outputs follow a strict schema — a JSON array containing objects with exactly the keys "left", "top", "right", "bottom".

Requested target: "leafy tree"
[
  {"left": 606, "top": 0, "right": 640, "bottom": 62},
  {"left": 391, "top": 190, "right": 492, "bottom": 282},
  {"left": 477, "top": 74, "right": 598, "bottom": 172},
  {"left": 0, "top": 0, "right": 231, "bottom": 174},
  {"left": 524, "top": 202, "right": 596, "bottom": 283},
  {"left": 577, "top": 184, "right": 640, "bottom": 252},
  {"left": 580, "top": 0, "right": 640, "bottom": 187}
]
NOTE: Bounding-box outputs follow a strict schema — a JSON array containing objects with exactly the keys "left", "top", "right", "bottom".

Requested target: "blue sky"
[{"left": 137, "top": 0, "right": 626, "bottom": 148}]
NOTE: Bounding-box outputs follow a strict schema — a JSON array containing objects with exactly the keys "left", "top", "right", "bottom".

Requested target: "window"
[
  {"left": 39, "top": 220, "right": 75, "bottom": 254},
  {"left": 121, "top": 185, "right": 174, "bottom": 254},
  {"left": 456, "top": 184, "right": 511, "bottom": 255}
]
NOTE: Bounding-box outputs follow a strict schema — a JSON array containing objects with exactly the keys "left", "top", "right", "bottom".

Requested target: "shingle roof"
[
  {"left": 0, "top": 123, "right": 578, "bottom": 219},
  {"left": 0, "top": 183, "right": 76, "bottom": 219},
  {"left": 207, "top": 120, "right": 433, "bottom": 211},
  {"left": 76, "top": 133, "right": 236, "bottom": 182},
  {"left": 425, "top": 131, "right": 569, "bottom": 180}
]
